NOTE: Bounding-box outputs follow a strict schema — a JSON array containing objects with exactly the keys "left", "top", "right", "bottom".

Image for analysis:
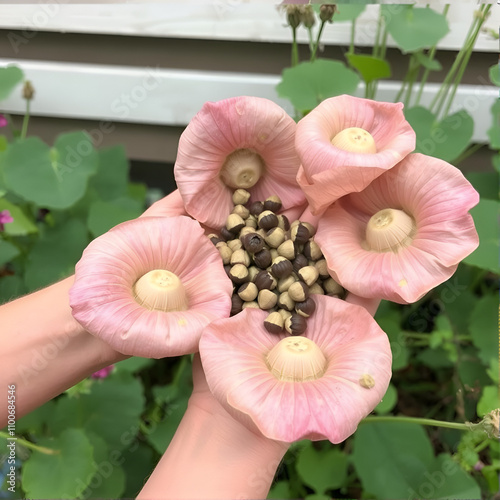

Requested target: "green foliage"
[
  {"left": 332, "top": 4, "right": 366, "bottom": 22},
  {"left": 489, "top": 64, "right": 500, "bottom": 87},
  {"left": 477, "top": 386, "right": 499, "bottom": 417},
  {"left": 374, "top": 383, "right": 397, "bottom": 415},
  {"left": 487, "top": 100, "right": 500, "bottom": 150},
  {"left": 466, "top": 171, "right": 499, "bottom": 201},
  {"left": 346, "top": 54, "right": 391, "bottom": 84},
  {"left": 469, "top": 295, "right": 499, "bottom": 366},
  {"left": 381, "top": 5, "right": 449, "bottom": 53},
  {"left": 0, "top": 65, "right": 24, "bottom": 101},
  {"left": 413, "top": 51, "right": 442, "bottom": 71},
  {"left": 87, "top": 197, "right": 143, "bottom": 237},
  {"left": 277, "top": 59, "right": 360, "bottom": 112},
  {"left": 0, "top": 240, "right": 19, "bottom": 266},
  {"left": 0, "top": 198, "right": 37, "bottom": 236}
]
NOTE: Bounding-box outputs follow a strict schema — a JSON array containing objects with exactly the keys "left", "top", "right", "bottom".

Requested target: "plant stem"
[
  {"left": 349, "top": 19, "right": 356, "bottom": 55},
  {"left": 20, "top": 99, "right": 30, "bottom": 140},
  {"left": 404, "top": 55, "right": 421, "bottom": 108},
  {"left": 361, "top": 415, "right": 479, "bottom": 431},
  {"left": 307, "top": 26, "right": 314, "bottom": 53},
  {"left": 474, "top": 439, "right": 491, "bottom": 453},
  {"left": 311, "top": 20, "right": 326, "bottom": 62},
  {"left": 0, "top": 431, "right": 60, "bottom": 455},
  {"left": 291, "top": 27, "right": 299, "bottom": 67},
  {"left": 454, "top": 142, "right": 484, "bottom": 165}
]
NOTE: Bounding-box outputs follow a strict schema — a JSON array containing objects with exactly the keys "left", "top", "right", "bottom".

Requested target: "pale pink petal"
[
  {"left": 174, "top": 96, "right": 305, "bottom": 228},
  {"left": 295, "top": 95, "right": 416, "bottom": 214},
  {"left": 315, "top": 154, "right": 479, "bottom": 303},
  {"left": 200, "top": 295, "right": 392, "bottom": 443},
  {"left": 70, "top": 216, "right": 233, "bottom": 357},
  {"left": 141, "top": 189, "right": 187, "bottom": 218}
]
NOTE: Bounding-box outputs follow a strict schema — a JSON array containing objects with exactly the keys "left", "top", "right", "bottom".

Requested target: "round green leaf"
[
  {"left": 91, "top": 146, "right": 129, "bottom": 201},
  {"left": 0, "top": 275, "right": 25, "bottom": 303},
  {"left": 21, "top": 428, "right": 95, "bottom": 499},
  {"left": 477, "top": 386, "right": 500, "bottom": 417},
  {"left": 0, "top": 65, "right": 24, "bottom": 101},
  {"left": 87, "top": 197, "right": 143, "bottom": 238},
  {"left": 413, "top": 51, "right": 442, "bottom": 71},
  {"left": 0, "top": 198, "right": 37, "bottom": 236},
  {"left": 374, "top": 383, "right": 397, "bottom": 415},
  {"left": 268, "top": 481, "right": 290, "bottom": 499},
  {"left": 382, "top": 5, "right": 449, "bottom": 53},
  {"left": 487, "top": 100, "right": 500, "bottom": 150},
  {"left": 116, "top": 357, "right": 154, "bottom": 373},
  {"left": 277, "top": 59, "right": 360, "bottom": 112},
  {"left": 0, "top": 239, "right": 20, "bottom": 266},
  {"left": 346, "top": 54, "right": 391, "bottom": 84},
  {"left": 4, "top": 132, "right": 98, "bottom": 209},
  {"left": 469, "top": 295, "right": 499, "bottom": 366},
  {"left": 489, "top": 64, "right": 500, "bottom": 87},
  {"left": 333, "top": 4, "right": 366, "bottom": 22}
]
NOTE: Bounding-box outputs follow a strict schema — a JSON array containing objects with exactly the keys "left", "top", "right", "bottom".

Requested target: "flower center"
[
  {"left": 133, "top": 270, "right": 189, "bottom": 312},
  {"left": 365, "top": 208, "right": 416, "bottom": 253},
  {"left": 331, "top": 127, "right": 377, "bottom": 154},
  {"left": 265, "top": 337, "right": 327, "bottom": 382},
  {"left": 220, "top": 149, "right": 264, "bottom": 189}
]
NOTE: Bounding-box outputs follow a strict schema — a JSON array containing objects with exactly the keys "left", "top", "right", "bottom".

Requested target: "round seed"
[
  {"left": 265, "top": 227, "right": 286, "bottom": 248},
  {"left": 229, "top": 264, "right": 249, "bottom": 284},
  {"left": 292, "top": 254, "right": 308, "bottom": 273},
  {"left": 253, "top": 248, "right": 272, "bottom": 269},
  {"left": 258, "top": 289, "right": 278, "bottom": 310},
  {"left": 247, "top": 266, "right": 260, "bottom": 282},
  {"left": 277, "top": 239, "right": 295, "bottom": 260},
  {"left": 226, "top": 213, "right": 245, "bottom": 234},
  {"left": 220, "top": 226, "right": 234, "bottom": 241},
  {"left": 255, "top": 270, "right": 276, "bottom": 290},
  {"left": 249, "top": 201, "right": 264, "bottom": 216},
  {"left": 285, "top": 314, "right": 307, "bottom": 336},
  {"left": 242, "top": 301, "right": 259, "bottom": 309},
  {"left": 323, "top": 277, "right": 344, "bottom": 295},
  {"left": 230, "top": 249, "right": 251, "bottom": 267},
  {"left": 295, "top": 297, "right": 316, "bottom": 317},
  {"left": 218, "top": 245, "right": 233, "bottom": 265},
  {"left": 232, "top": 189, "right": 251, "bottom": 206},
  {"left": 263, "top": 195, "right": 282, "bottom": 213},
  {"left": 278, "top": 214, "right": 290, "bottom": 231},
  {"left": 309, "top": 282, "right": 325, "bottom": 295},
  {"left": 291, "top": 223, "right": 310, "bottom": 244},
  {"left": 231, "top": 294, "right": 243, "bottom": 315},
  {"left": 238, "top": 282, "right": 258, "bottom": 301},
  {"left": 303, "top": 240, "right": 323, "bottom": 261},
  {"left": 232, "top": 204, "right": 250, "bottom": 219},
  {"left": 288, "top": 281, "right": 309, "bottom": 302},
  {"left": 277, "top": 291, "right": 295, "bottom": 312},
  {"left": 246, "top": 215, "right": 258, "bottom": 229},
  {"left": 264, "top": 311, "right": 284, "bottom": 334},
  {"left": 271, "top": 256, "right": 293, "bottom": 279},
  {"left": 258, "top": 210, "right": 279, "bottom": 230},
  {"left": 242, "top": 233, "right": 264, "bottom": 254},
  {"left": 277, "top": 274, "right": 297, "bottom": 293},
  {"left": 315, "top": 259, "right": 330, "bottom": 279},
  {"left": 227, "top": 239, "right": 243, "bottom": 252},
  {"left": 298, "top": 265, "right": 319, "bottom": 286}
]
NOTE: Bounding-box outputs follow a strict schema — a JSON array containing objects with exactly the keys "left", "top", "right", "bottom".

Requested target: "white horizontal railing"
[{"left": 0, "top": 58, "right": 497, "bottom": 143}]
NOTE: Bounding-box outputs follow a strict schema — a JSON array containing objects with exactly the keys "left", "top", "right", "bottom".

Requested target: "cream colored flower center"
[
  {"left": 133, "top": 270, "right": 189, "bottom": 312},
  {"left": 220, "top": 149, "right": 264, "bottom": 189},
  {"left": 265, "top": 337, "right": 327, "bottom": 382},
  {"left": 365, "top": 208, "right": 416, "bottom": 253},
  {"left": 331, "top": 127, "right": 377, "bottom": 154}
]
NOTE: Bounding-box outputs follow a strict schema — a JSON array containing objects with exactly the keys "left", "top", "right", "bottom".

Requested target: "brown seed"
[
  {"left": 265, "top": 227, "right": 286, "bottom": 248},
  {"left": 264, "top": 311, "right": 284, "bottom": 334},
  {"left": 239, "top": 226, "right": 256, "bottom": 239},
  {"left": 258, "top": 210, "right": 279, "bottom": 230},
  {"left": 231, "top": 249, "right": 251, "bottom": 267},
  {"left": 302, "top": 222, "right": 316, "bottom": 237},
  {"left": 254, "top": 270, "right": 276, "bottom": 290},
  {"left": 298, "top": 266, "right": 319, "bottom": 286},
  {"left": 209, "top": 234, "right": 223, "bottom": 245},
  {"left": 226, "top": 213, "right": 246, "bottom": 234},
  {"left": 242, "top": 232, "right": 264, "bottom": 254},
  {"left": 295, "top": 297, "right": 316, "bottom": 317},
  {"left": 277, "top": 274, "right": 297, "bottom": 293},
  {"left": 291, "top": 223, "right": 310, "bottom": 244},
  {"left": 315, "top": 259, "right": 330, "bottom": 279},
  {"left": 263, "top": 195, "right": 282, "bottom": 213},
  {"left": 253, "top": 248, "right": 272, "bottom": 268},
  {"left": 238, "top": 282, "right": 258, "bottom": 301},
  {"left": 271, "top": 256, "right": 294, "bottom": 279},
  {"left": 220, "top": 226, "right": 234, "bottom": 241},
  {"left": 258, "top": 289, "right": 278, "bottom": 310},
  {"left": 277, "top": 214, "right": 290, "bottom": 231},
  {"left": 232, "top": 189, "right": 251, "bottom": 206},
  {"left": 288, "top": 281, "right": 309, "bottom": 302},
  {"left": 224, "top": 264, "right": 232, "bottom": 279},
  {"left": 229, "top": 264, "right": 249, "bottom": 284},
  {"left": 247, "top": 266, "right": 260, "bottom": 282},
  {"left": 303, "top": 240, "right": 323, "bottom": 261},
  {"left": 323, "top": 277, "right": 344, "bottom": 295},
  {"left": 292, "top": 254, "right": 308, "bottom": 273},
  {"left": 249, "top": 201, "right": 264, "bottom": 216},
  {"left": 284, "top": 314, "right": 307, "bottom": 336},
  {"left": 231, "top": 294, "right": 244, "bottom": 315},
  {"left": 232, "top": 204, "right": 250, "bottom": 219},
  {"left": 277, "top": 291, "right": 295, "bottom": 312},
  {"left": 277, "top": 239, "right": 296, "bottom": 260}
]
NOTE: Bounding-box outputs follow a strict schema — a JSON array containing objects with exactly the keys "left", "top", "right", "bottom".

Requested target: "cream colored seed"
[
  {"left": 231, "top": 249, "right": 251, "bottom": 267},
  {"left": 306, "top": 240, "right": 322, "bottom": 260},
  {"left": 248, "top": 266, "right": 260, "bottom": 282},
  {"left": 302, "top": 222, "right": 316, "bottom": 237},
  {"left": 226, "top": 213, "right": 245, "bottom": 232},
  {"left": 246, "top": 216, "right": 258, "bottom": 229},
  {"left": 315, "top": 259, "right": 329, "bottom": 279},
  {"left": 278, "top": 291, "right": 295, "bottom": 311},
  {"left": 278, "top": 274, "right": 297, "bottom": 293},
  {"left": 227, "top": 239, "right": 243, "bottom": 251},
  {"left": 309, "top": 283, "right": 324, "bottom": 295},
  {"left": 359, "top": 374, "right": 375, "bottom": 389},
  {"left": 278, "top": 309, "right": 292, "bottom": 322},
  {"left": 232, "top": 188, "right": 251, "bottom": 206},
  {"left": 242, "top": 301, "right": 259, "bottom": 309},
  {"left": 240, "top": 226, "right": 256, "bottom": 238},
  {"left": 265, "top": 227, "right": 286, "bottom": 248},
  {"left": 258, "top": 289, "right": 278, "bottom": 310},
  {"left": 270, "top": 249, "right": 279, "bottom": 261},
  {"left": 277, "top": 240, "right": 295, "bottom": 260},
  {"left": 218, "top": 245, "right": 233, "bottom": 265},
  {"left": 323, "top": 277, "right": 343, "bottom": 295},
  {"left": 298, "top": 266, "right": 319, "bottom": 286},
  {"left": 238, "top": 282, "right": 258, "bottom": 301},
  {"left": 232, "top": 204, "right": 250, "bottom": 219}
]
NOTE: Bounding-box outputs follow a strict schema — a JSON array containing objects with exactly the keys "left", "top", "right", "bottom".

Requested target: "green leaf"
[
  {"left": 487, "top": 100, "right": 500, "bottom": 150},
  {"left": 24, "top": 219, "right": 89, "bottom": 291},
  {"left": 489, "top": 64, "right": 500, "bottom": 87},
  {"left": 267, "top": 481, "right": 290, "bottom": 499},
  {"left": 121, "top": 443, "right": 157, "bottom": 498},
  {"left": 87, "top": 197, "right": 142, "bottom": 238},
  {"left": 115, "top": 357, "right": 154, "bottom": 373},
  {"left": 477, "top": 386, "right": 500, "bottom": 417},
  {"left": 494, "top": 154, "right": 500, "bottom": 174},
  {"left": 127, "top": 182, "right": 147, "bottom": 204},
  {"left": 458, "top": 360, "right": 490, "bottom": 392},
  {"left": 0, "top": 135, "right": 8, "bottom": 152},
  {"left": 0, "top": 65, "right": 24, "bottom": 101},
  {"left": 469, "top": 295, "right": 498, "bottom": 366},
  {"left": 375, "top": 312, "right": 409, "bottom": 371},
  {"left": 0, "top": 240, "right": 19, "bottom": 266},
  {"left": 277, "top": 59, "right": 360, "bottom": 112},
  {"left": 405, "top": 106, "right": 474, "bottom": 162},
  {"left": 382, "top": 5, "right": 449, "bottom": 53},
  {"left": 466, "top": 172, "right": 499, "bottom": 201},
  {"left": 464, "top": 200, "right": 500, "bottom": 273},
  {"left": 49, "top": 373, "right": 145, "bottom": 452},
  {"left": 413, "top": 51, "right": 442, "bottom": 71},
  {"left": 4, "top": 132, "right": 98, "bottom": 209},
  {"left": 417, "top": 347, "right": 454, "bottom": 369},
  {"left": 22, "top": 428, "right": 95, "bottom": 499},
  {"left": 333, "top": 4, "right": 366, "bottom": 21},
  {"left": 0, "top": 275, "right": 25, "bottom": 304},
  {"left": 374, "top": 383, "right": 397, "bottom": 415},
  {"left": 13, "top": 400, "right": 55, "bottom": 435},
  {"left": 345, "top": 54, "right": 391, "bottom": 84},
  {"left": 0, "top": 198, "right": 37, "bottom": 236},
  {"left": 90, "top": 146, "right": 129, "bottom": 201},
  {"left": 296, "top": 443, "right": 348, "bottom": 494}
]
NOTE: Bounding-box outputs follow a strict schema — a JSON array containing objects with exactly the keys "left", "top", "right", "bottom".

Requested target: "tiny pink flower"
[
  {"left": 295, "top": 95, "right": 416, "bottom": 215},
  {"left": 70, "top": 216, "right": 233, "bottom": 358},
  {"left": 174, "top": 96, "right": 306, "bottom": 229},
  {"left": 200, "top": 295, "right": 392, "bottom": 443},
  {"left": 0, "top": 209, "right": 14, "bottom": 231},
  {"left": 0, "top": 114, "right": 7, "bottom": 128},
  {"left": 91, "top": 365, "right": 115, "bottom": 379},
  {"left": 315, "top": 153, "right": 479, "bottom": 304}
]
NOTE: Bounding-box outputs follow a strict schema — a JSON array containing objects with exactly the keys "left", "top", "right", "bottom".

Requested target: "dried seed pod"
[
  {"left": 253, "top": 248, "right": 272, "bottom": 268},
  {"left": 242, "top": 233, "right": 264, "bottom": 254},
  {"left": 323, "top": 277, "right": 344, "bottom": 295},
  {"left": 232, "top": 204, "right": 250, "bottom": 220},
  {"left": 271, "top": 256, "right": 293, "bottom": 279},
  {"left": 278, "top": 291, "right": 295, "bottom": 312},
  {"left": 249, "top": 201, "right": 264, "bottom": 216},
  {"left": 229, "top": 264, "right": 249, "bottom": 284},
  {"left": 263, "top": 195, "right": 282, "bottom": 213},
  {"left": 226, "top": 213, "right": 246, "bottom": 234},
  {"left": 309, "top": 282, "right": 325, "bottom": 295},
  {"left": 231, "top": 294, "right": 244, "bottom": 315},
  {"left": 298, "top": 265, "right": 319, "bottom": 286},
  {"left": 247, "top": 266, "right": 260, "bottom": 282},
  {"left": 217, "top": 245, "right": 233, "bottom": 265},
  {"left": 258, "top": 289, "right": 278, "bottom": 310},
  {"left": 220, "top": 226, "right": 234, "bottom": 241},
  {"left": 303, "top": 240, "right": 322, "bottom": 261},
  {"left": 277, "top": 214, "right": 290, "bottom": 231},
  {"left": 295, "top": 297, "right": 316, "bottom": 318},
  {"left": 230, "top": 249, "right": 251, "bottom": 267},
  {"left": 254, "top": 270, "right": 276, "bottom": 290},
  {"left": 288, "top": 281, "right": 309, "bottom": 302},
  {"left": 264, "top": 311, "right": 284, "bottom": 334},
  {"left": 265, "top": 227, "right": 286, "bottom": 248},
  {"left": 277, "top": 239, "right": 295, "bottom": 260},
  {"left": 246, "top": 215, "right": 258, "bottom": 229},
  {"left": 315, "top": 259, "right": 330, "bottom": 279},
  {"left": 258, "top": 210, "right": 279, "bottom": 230},
  {"left": 277, "top": 274, "right": 297, "bottom": 293},
  {"left": 232, "top": 189, "right": 251, "bottom": 206},
  {"left": 292, "top": 254, "right": 308, "bottom": 273},
  {"left": 291, "top": 223, "right": 310, "bottom": 244},
  {"left": 285, "top": 313, "right": 307, "bottom": 336},
  {"left": 242, "top": 301, "right": 259, "bottom": 309},
  {"left": 238, "top": 282, "right": 258, "bottom": 301}
]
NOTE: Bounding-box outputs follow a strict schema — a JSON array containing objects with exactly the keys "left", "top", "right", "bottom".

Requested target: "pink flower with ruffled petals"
[
  {"left": 0, "top": 210, "right": 14, "bottom": 231},
  {"left": 174, "top": 96, "right": 306, "bottom": 229},
  {"left": 295, "top": 95, "right": 416, "bottom": 215},
  {"left": 200, "top": 295, "right": 392, "bottom": 443},
  {"left": 70, "top": 216, "right": 233, "bottom": 358},
  {"left": 315, "top": 153, "right": 479, "bottom": 304},
  {"left": 91, "top": 365, "right": 115, "bottom": 379}
]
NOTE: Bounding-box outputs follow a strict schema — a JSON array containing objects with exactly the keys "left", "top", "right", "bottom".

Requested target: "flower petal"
[{"left": 141, "top": 189, "right": 187, "bottom": 218}]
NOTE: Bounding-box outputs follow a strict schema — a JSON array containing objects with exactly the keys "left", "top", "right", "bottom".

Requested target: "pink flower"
[
  {"left": 0, "top": 209, "right": 14, "bottom": 231},
  {"left": 70, "top": 216, "right": 233, "bottom": 358},
  {"left": 295, "top": 95, "right": 416, "bottom": 215},
  {"left": 0, "top": 114, "right": 7, "bottom": 128},
  {"left": 91, "top": 365, "right": 115, "bottom": 379},
  {"left": 314, "top": 153, "right": 479, "bottom": 304},
  {"left": 174, "top": 96, "right": 306, "bottom": 229},
  {"left": 200, "top": 295, "right": 392, "bottom": 443}
]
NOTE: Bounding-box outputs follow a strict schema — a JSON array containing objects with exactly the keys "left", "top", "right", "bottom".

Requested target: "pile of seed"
[{"left": 209, "top": 189, "right": 346, "bottom": 336}]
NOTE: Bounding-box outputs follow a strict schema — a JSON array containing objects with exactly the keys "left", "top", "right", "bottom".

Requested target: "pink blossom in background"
[
  {"left": 174, "top": 96, "right": 306, "bottom": 229},
  {"left": 70, "top": 216, "right": 233, "bottom": 358},
  {"left": 315, "top": 153, "right": 479, "bottom": 304},
  {"left": 295, "top": 95, "right": 416, "bottom": 215},
  {"left": 0, "top": 114, "right": 7, "bottom": 128},
  {"left": 91, "top": 365, "right": 115, "bottom": 379},
  {"left": 200, "top": 295, "right": 392, "bottom": 443},
  {"left": 0, "top": 210, "right": 14, "bottom": 231}
]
